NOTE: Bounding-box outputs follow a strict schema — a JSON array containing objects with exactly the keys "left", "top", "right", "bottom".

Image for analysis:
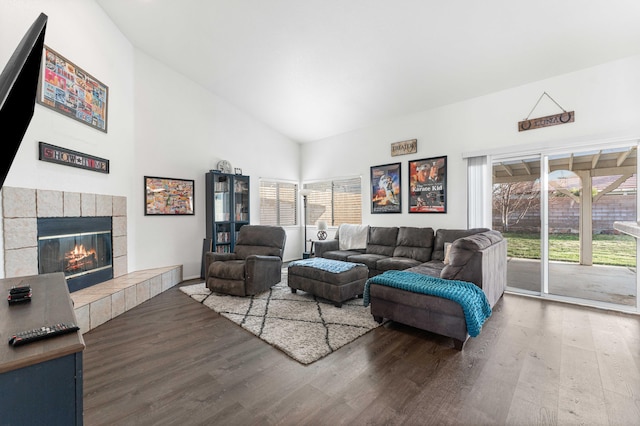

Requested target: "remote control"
[
  {"left": 7, "top": 286, "right": 32, "bottom": 304},
  {"left": 10, "top": 286, "right": 31, "bottom": 295},
  {"left": 8, "top": 323, "right": 79, "bottom": 347}
]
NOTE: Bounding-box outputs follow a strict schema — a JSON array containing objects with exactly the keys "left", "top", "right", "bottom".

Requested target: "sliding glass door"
[
  {"left": 545, "top": 149, "right": 637, "bottom": 306},
  {"left": 490, "top": 144, "right": 638, "bottom": 310},
  {"left": 492, "top": 155, "right": 542, "bottom": 295}
]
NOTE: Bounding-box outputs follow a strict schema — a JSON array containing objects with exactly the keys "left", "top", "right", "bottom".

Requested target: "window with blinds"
[
  {"left": 259, "top": 180, "right": 298, "bottom": 226},
  {"left": 304, "top": 177, "right": 361, "bottom": 226}
]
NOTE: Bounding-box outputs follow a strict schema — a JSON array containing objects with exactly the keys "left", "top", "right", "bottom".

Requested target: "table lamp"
[{"left": 317, "top": 221, "right": 328, "bottom": 240}]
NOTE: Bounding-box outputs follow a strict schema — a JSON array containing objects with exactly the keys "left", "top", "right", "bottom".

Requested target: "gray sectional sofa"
[
  {"left": 315, "top": 227, "right": 505, "bottom": 294},
  {"left": 315, "top": 225, "right": 508, "bottom": 349}
]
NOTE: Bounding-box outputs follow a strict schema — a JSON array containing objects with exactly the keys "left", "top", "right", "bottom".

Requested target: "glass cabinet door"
[
  {"left": 214, "top": 174, "right": 230, "bottom": 222},
  {"left": 234, "top": 175, "right": 250, "bottom": 222}
]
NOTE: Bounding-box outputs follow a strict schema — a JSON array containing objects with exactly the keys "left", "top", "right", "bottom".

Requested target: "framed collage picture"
[
  {"left": 37, "top": 45, "right": 109, "bottom": 132},
  {"left": 408, "top": 156, "right": 447, "bottom": 213},
  {"left": 370, "top": 162, "right": 401, "bottom": 213},
  {"left": 144, "top": 176, "right": 195, "bottom": 216}
]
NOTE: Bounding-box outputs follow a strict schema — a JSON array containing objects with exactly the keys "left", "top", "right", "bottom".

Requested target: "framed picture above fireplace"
[
  {"left": 37, "top": 45, "right": 109, "bottom": 132},
  {"left": 144, "top": 176, "right": 195, "bottom": 216}
]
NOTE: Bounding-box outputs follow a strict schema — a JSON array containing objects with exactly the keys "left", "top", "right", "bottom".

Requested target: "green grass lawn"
[{"left": 503, "top": 232, "right": 636, "bottom": 267}]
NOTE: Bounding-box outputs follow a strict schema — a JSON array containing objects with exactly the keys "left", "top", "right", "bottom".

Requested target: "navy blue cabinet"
[{"left": 0, "top": 273, "right": 84, "bottom": 425}]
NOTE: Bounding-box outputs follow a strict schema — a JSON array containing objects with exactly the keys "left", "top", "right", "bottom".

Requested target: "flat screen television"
[{"left": 0, "top": 12, "right": 47, "bottom": 190}]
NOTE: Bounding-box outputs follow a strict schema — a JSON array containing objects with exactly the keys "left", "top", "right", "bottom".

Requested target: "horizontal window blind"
[
  {"left": 260, "top": 180, "right": 297, "bottom": 226},
  {"left": 304, "top": 177, "right": 361, "bottom": 226}
]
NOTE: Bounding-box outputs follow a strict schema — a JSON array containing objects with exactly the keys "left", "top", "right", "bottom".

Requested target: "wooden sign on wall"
[
  {"left": 518, "top": 111, "right": 575, "bottom": 132},
  {"left": 391, "top": 139, "right": 417, "bottom": 156}
]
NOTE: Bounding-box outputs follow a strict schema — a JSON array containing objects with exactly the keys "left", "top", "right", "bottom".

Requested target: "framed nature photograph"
[
  {"left": 145, "top": 176, "right": 195, "bottom": 216},
  {"left": 37, "top": 45, "right": 109, "bottom": 132},
  {"left": 408, "top": 156, "right": 447, "bottom": 213},
  {"left": 371, "top": 162, "right": 401, "bottom": 213}
]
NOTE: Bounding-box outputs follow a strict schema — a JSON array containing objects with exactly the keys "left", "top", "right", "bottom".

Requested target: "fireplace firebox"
[{"left": 38, "top": 217, "right": 113, "bottom": 292}]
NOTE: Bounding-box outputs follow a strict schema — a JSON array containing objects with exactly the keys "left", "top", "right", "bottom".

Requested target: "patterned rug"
[{"left": 180, "top": 275, "right": 383, "bottom": 365}]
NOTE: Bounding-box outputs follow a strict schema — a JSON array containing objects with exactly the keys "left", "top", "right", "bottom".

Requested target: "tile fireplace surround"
[
  {"left": 2, "top": 186, "right": 128, "bottom": 278},
  {"left": 2, "top": 187, "right": 183, "bottom": 333}
]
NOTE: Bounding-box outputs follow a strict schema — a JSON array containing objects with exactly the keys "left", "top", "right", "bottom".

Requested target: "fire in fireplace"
[{"left": 38, "top": 217, "right": 113, "bottom": 292}]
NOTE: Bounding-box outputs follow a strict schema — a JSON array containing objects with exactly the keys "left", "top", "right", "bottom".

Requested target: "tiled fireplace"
[{"left": 2, "top": 187, "right": 127, "bottom": 283}]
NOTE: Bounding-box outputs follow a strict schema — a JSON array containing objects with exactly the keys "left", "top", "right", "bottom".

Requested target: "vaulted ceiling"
[{"left": 95, "top": 0, "right": 640, "bottom": 143}]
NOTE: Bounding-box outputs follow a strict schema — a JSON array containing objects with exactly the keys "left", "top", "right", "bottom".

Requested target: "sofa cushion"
[
  {"left": 366, "top": 227, "right": 399, "bottom": 256},
  {"left": 347, "top": 253, "right": 387, "bottom": 270},
  {"left": 392, "top": 226, "right": 434, "bottom": 262},
  {"left": 432, "top": 228, "right": 489, "bottom": 261},
  {"left": 209, "top": 259, "right": 245, "bottom": 280},
  {"left": 406, "top": 261, "right": 446, "bottom": 278},
  {"left": 452, "top": 230, "right": 503, "bottom": 254},
  {"left": 376, "top": 257, "right": 421, "bottom": 272},
  {"left": 235, "top": 245, "right": 282, "bottom": 259},
  {"left": 322, "top": 250, "right": 363, "bottom": 262}
]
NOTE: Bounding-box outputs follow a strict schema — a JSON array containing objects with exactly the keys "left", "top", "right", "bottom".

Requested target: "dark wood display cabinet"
[{"left": 201, "top": 171, "right": 250, "bottom": 278}]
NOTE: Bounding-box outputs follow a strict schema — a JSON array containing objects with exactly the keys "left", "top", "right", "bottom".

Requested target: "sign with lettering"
[
  {"left": 391, "top": 139, "right": 417, "bottom": 156},
  {"left": 518, "top": 111, "right": 574, "bottom": 132}
]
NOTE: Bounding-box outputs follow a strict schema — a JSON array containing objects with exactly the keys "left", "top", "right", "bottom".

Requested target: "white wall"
[
  {"left": 302, "top": 54, "right": 640, "bottom": 234},
  {"left": 0, "top": 0, "right": 301, "bottom": 280},
  {"left": 0, "top": 0, "right": 136, "bottom": 276},
  {"left": 132, "top": 51, "right": 300, "bottom": 276}
]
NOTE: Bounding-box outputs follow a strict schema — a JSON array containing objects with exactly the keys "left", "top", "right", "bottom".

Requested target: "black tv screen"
[{"left": 0, "top": 12, "right": 47, "bottom": 189}]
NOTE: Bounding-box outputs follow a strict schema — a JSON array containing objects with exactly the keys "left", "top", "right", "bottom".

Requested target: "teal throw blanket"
[
  {"left": 364, "top": 270, "right": 491, "bottom": 337},
  {"left": 288, "top": 257, "right": 363, "bottom": 274}
]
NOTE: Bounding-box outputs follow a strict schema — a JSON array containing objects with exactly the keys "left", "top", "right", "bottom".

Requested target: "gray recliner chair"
[{"left": 205, "top": 225, "right": 286, "bottom": 296}]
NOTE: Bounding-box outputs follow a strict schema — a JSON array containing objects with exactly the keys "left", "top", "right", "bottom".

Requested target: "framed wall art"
[
  {"left": 408, "top": 156, "right": 447, "bottom": 213},
  {"left": 144, "top": 176, "right": 195, "bottom": 216},
  {"left": 37, "top": 45, "right": 109, "bottom": 132},
  {"left": 371, "top": 162, "right": 401, "bottom": 213}
]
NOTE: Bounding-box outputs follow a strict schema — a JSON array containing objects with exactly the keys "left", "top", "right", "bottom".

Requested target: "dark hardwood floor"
[{"left": 82, "top": 282, "right": 640, "bottom": 425}]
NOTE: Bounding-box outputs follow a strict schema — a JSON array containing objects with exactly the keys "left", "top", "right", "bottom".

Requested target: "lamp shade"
[{"left": 299, "top": 188, "right": 312, "bottom": 197}]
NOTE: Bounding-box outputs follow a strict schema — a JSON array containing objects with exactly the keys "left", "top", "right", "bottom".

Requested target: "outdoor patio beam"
[
  {"left": 592, "top": 165, "right": 636, "bottom": 177},
  {"left": 500, "top": 163, "right": 514, "bottom": 177},
  {"left": 521, "top": 160, "right": 532, "bottom": 175},
  {"left": 569, "top": 153, "right": 574, "bottom": 171},
  {"left": 616, "top": 147, "right": 633, "bottom": 167},
  {"left": 593, "top": 172, "right": 632, "bottom": 203},
  {"left": 591, "top": 150, "right": 601, "bottom": 169}
]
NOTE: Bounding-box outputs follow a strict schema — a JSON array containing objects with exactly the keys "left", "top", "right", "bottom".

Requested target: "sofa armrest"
[
  {"left": 205, "top": 252, "right": 238, "bottom": 276},
  {"left": 244, "top": 255, "right": 283, "bottom": 294},
  {"left": 440, "top": 230, "right": 507, "bottom": 307},
  {"left": 314, "top": 239, "right": 339, "bottom": 258}
]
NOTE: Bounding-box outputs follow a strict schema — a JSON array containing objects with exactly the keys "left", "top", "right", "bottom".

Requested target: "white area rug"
[{"left": 180, "top": 276, "right": 383, "bottom": 365}]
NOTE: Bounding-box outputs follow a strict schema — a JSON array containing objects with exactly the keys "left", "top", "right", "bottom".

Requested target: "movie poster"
[
  {"left": 409, "top": 156, "right": 447, "bottom": 213},
  {"left": 371, "top": 162, "right": 401, "bottom": 213}
]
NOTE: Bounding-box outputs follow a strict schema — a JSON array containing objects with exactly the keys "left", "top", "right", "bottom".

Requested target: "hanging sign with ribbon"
[{"left": 518, "top": 92, "right": 574, "bottom": 132}]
